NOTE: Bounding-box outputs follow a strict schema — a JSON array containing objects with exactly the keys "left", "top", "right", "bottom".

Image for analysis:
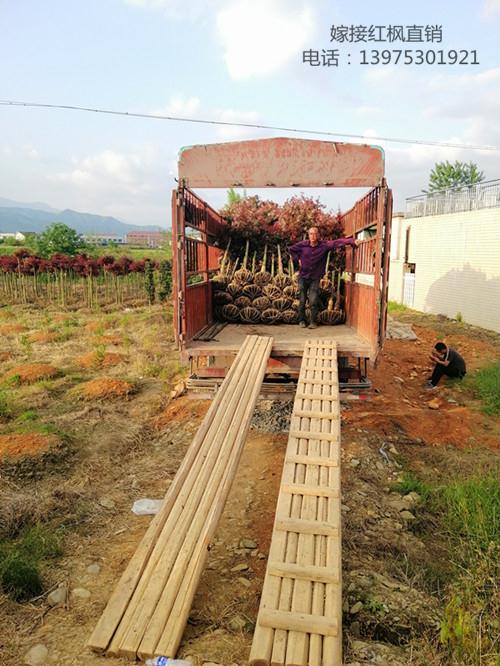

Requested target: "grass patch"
[
  {"left": 0, "top": 389, "right": 15, "bottom": 419},
  {"left": 408, "top": 472, "right": 500, "bottom": 664},
  {"left": 472, "top": 361, "right": 500, "bottom": 416},
  {"left": 438, "top": 475, "right": 499, "bottom": 556},
  {"left": 0, "top": 525, "right": 63, "bottom": 601},
  {"left": 391, "top": 472, "right": 432, "bottom": 501},
  {"left": 388, "top": 300, "right": 411, "bottom": 314},
  {"left": 15, "top": 409, "right": 39, "bottom": 423}
]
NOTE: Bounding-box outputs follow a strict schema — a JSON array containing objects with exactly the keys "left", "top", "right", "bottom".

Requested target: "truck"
[{"left": 171, "top": 137, "right": 392, "bottom": 399}]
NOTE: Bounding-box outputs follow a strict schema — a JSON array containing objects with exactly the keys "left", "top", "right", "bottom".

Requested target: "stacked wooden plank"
[
  {"left": 87, "top": 334, "right": 273, "bottom": 661},
  {"left": 250, "top": 340, "right": 342, "bottom": 666}
]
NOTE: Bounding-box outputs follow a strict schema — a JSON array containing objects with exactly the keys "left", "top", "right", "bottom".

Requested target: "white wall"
[{"left": 388, "top": 208, "right": 500, "bottom": 333}]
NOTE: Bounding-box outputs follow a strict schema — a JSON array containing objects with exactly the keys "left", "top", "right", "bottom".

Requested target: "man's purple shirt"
[{"left": 288, "top": 238, "right": 356, "bottom": 279}]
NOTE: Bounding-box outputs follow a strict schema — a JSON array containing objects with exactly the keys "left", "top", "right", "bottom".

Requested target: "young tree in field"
[
  {"left": 425, "top": 161, "right": 485, "bottom": 193},
  {"left": 36, "top": 223, "right": 87, "bottom": 258}
]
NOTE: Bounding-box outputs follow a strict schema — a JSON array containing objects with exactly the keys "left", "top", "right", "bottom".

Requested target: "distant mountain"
[
  {"left": 0, "top": 204, "right": 164, "bottom": 236},
  {"left": 0, "top": 197, "right": 60, "bottom": 214}
]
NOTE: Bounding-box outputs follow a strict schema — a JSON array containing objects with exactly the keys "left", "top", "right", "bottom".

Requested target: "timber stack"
[{"left": 87, "top": 334, "right": 273, "bottom": 660}]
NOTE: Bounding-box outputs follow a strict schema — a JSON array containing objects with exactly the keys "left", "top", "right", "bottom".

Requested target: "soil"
[
  {"left": 2, "top": 363, "right": 60, "bottom": 384},
  {"left": 28, "top": 331, "right": 60, "bottom": 344},
  {"left": 85, "top": 321, "right": 111, "bottom": 333},
  {"left": 0, "top": 306, "right": 498, "bottom": 666},
  {"left": 75, "top": 352, "right": 127, "bottom": 369},
  {"left": 343, "top": 324, "right": 500, "bottom": 450},
  {"left": 93, "top": 335, "right": 122, "bottom": 346},
  {"left": 0, "top": 324, "right": 27, "bottom": 335},
  {"left": 0, "top": 433, "right": 59, "bottom": 460},
  {"left": 76, "top": 378, "right": 133, "bottom": 400}
]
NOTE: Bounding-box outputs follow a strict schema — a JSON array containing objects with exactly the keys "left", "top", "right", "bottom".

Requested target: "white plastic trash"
[
  {"left": 145, "top": 657, "right": 192, "bottom": 666},
  {"left": 131, "top": 498, "right": 163, "bottom": 515}
]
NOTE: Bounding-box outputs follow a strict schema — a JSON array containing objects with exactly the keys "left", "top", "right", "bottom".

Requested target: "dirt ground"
[{"left": 0, "top": 305, "right": 498, "bottom": 665}]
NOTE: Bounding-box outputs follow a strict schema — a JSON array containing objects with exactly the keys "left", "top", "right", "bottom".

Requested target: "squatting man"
[
  {"left": 288, "top": 227, "right": 360, "bottom": 329},
  {"left": 426, "top": 342, "right": 466, "bottom": 389}
]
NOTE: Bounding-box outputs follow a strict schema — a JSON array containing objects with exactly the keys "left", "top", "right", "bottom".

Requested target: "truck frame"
[{"left": 171, "top": 137, "right": 392, "bottom": 399}]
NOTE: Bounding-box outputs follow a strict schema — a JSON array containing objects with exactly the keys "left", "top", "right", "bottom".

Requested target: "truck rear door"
[
  {"left": 342, "top": 180, "right": 393, "bottom": 358},
  {"left": 171, "top": 186, "right": 226, "bottom": 348}
]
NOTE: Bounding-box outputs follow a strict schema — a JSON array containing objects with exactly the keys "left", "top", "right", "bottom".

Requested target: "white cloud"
[
  {"left": 423, "top": 68, "right": 500, "bottom": 147},
  {"left": 362, "top": 128, "right": 379, "bottom": 139},
  {"left": 124, "top": 0, "right": 209, "bottom": 19},
  {"left": 356, "top": 105, "right": 382, "bottom": 117},
  {"left": 213, "top": 107, "right": 261, "bottom": 139},
  {"left": 156, "top": 95, "right": 202, "bottom": 118},
  {"left": 51, "top": 147, "right": 157, "bottom": 196},
  {"left": 153, "top": 94, "right": 262, "bottom": 140},
  {"left": 216, "top": 0, "right": 315, "bottom": 80},
  {"left": 22, "top": 145, "right": 40, "bottom": 160},
  {"left": 482, "top": 0, "right": 500, "bottom": 15}
]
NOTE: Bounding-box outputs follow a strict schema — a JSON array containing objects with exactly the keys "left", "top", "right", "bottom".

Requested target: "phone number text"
[{"left": 302, "top": 49, "right": 480, "bottom": 67}]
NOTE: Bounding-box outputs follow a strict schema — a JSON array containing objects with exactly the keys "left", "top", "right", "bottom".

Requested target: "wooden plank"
[
  {"left": 275, "top": 518, "right": 339, "bottom": 537},
  {"left": 286, "top": 454, "right": 338, "bottom": 467},
  {"left": 287, "top": 351, "right": 330, "bottom": 665},
  {"left": 289, "top": 430, "right": 339, "bottom": 442},
  {"left": 275, "top": 517, "right": 338, "bottom": 537},
  {"left": 143, "top": 336, "right": 274, "bottom": 659},
  {"left": 259, "top": 609, "right": 338, "bottom": 637},
  {"left": 297, "top": 379, "right": 339, "bottom": 386},
  {"left": 109, "top": 337, "right": 261, "bottom": 657},
  {"left": 293, "top": 410, "right": 339, "bottom": 420},
  {"left": 295, "top": 393, "right": 339, "bottom": 401},
  {"left": 250, "top": 341, "right": 343, "bottom": 666},
  {"left": 281, "top": 484, "right": 338, "bottom": 498},
  {"left": 87, "top": 335, "right": 259, "bottom": 654},
  {"left": 117, "top": 337, "right": 272, "bottom": 659},
  {"left": 267, "top": 562, "right": 339, "bottom": 584}
]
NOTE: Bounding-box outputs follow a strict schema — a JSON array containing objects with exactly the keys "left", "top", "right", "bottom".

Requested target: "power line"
[{"left": 1, "top": 98, "right": 499, "bottom": 152}]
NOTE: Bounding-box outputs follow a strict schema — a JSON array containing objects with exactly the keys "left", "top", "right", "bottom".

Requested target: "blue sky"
[{"left": 1, "top": 0, "right": 500, "bottom": 227}]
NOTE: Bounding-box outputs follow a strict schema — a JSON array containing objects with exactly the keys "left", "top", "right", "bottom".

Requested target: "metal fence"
[{"left": 406, "top": 179, "right": 500, "bottom": 218}]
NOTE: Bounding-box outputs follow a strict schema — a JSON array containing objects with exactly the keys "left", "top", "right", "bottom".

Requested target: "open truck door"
[
  {"left": 171, "top": 186, "right": 227, "bottom": 347},
  {"left": 342, "top": 180, "right": 393, "bottom": 360}
]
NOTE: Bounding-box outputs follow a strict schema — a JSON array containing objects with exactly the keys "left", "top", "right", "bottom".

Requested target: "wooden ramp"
[
  {"left": 250, "top": 340, "right": 342, "bottom": 666},
  {"left": 87, "top": 335, "right": 273, "bottom": 661}
]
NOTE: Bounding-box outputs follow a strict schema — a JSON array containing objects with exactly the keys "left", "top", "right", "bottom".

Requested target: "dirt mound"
[
  {"left": 27, "top": 331, "right": 59, "bottom": 344},
  {"left": 77, "top": 377, "right": 133, "bottom": 400},
  {"left": 75, "top": 351, "right": 126, "bottom": 369},
  {"left": 94, "top": 334, "right": 122, "bottom": 346},
  {"left": 154, "top": 397, "right": 208, "bottom": 429},
  {"left": 2, "top": 363, "right": 59, "bottom": 384},
  {"left": 0, "top": 324, "right": 27, "bottom": 335},
  {"left": 85, "top": 321, "right": 110, "bottom": 333},
  {"left": 0, "top": 433, "right": 59, "bottom": 461}
]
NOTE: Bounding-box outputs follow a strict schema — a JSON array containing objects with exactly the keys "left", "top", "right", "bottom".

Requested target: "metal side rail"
[{"left": 250, "top": 340, "right": 342, "bottom": 666}]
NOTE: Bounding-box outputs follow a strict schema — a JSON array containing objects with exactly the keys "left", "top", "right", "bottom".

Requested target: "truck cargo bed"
[{"left": 184, "top": 323, "right": 371, "bottom": 358}]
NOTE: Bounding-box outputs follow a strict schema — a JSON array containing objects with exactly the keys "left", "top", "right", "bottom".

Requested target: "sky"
[{"left": 1, "top": 0, "right": 500, "bottom": 228}]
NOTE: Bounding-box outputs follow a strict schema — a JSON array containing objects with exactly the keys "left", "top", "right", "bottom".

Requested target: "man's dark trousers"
[
  {"left": 430, "top": 364, "right": 466, "bottom": 386},
  {"left": 298, "top": 277, "right": 320, "bottom": 324}
]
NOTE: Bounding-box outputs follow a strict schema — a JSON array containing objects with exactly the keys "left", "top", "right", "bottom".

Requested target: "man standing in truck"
[{"left": 289, "top": 227, "right": 360, "bottom": 329}]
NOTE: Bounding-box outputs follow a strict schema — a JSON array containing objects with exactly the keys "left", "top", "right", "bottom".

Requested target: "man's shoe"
[
  {"left": 424, "top": 381, "right": 438, "bottom": 391},
  {"left": 299, "top": 320, "right": 307, "bottom": 328},
  {"left": 308, "top": 322, "right": 318, "bottom": 329}
]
